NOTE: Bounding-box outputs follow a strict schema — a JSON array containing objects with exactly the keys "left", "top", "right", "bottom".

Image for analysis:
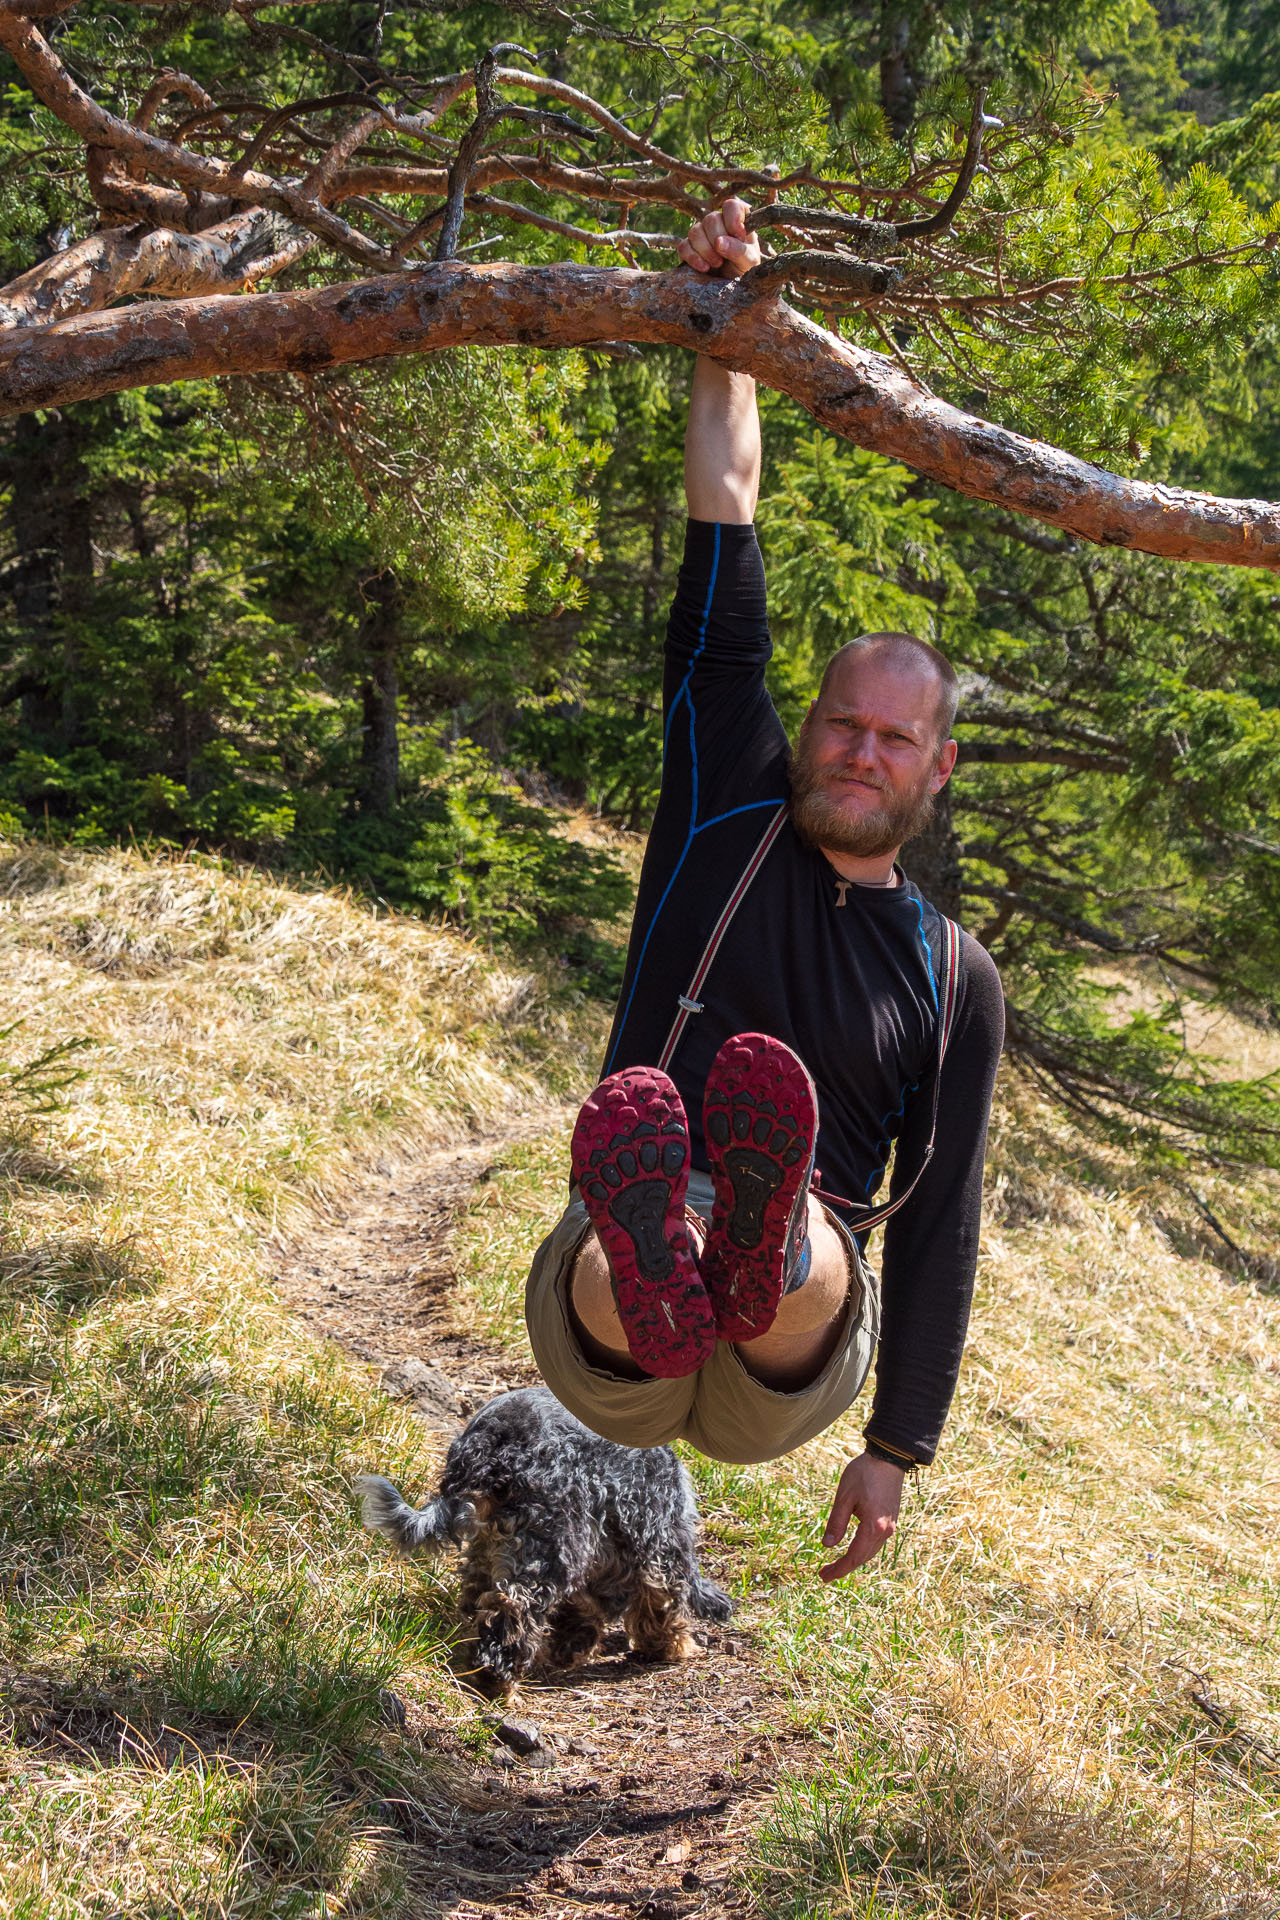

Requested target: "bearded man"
[{"left": 524, "top": 199, "right": 1005, "bottom": 1579}]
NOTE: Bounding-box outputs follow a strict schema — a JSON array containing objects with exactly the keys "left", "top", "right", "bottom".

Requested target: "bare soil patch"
[{"left": 271, "top": 1123, "right": 814, "bottom": 1919}]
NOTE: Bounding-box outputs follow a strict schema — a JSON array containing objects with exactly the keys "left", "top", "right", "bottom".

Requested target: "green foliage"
[
  {"left": 0, "top": 1023, "right": 94, "bottom": 1139},
  {"left": 223, "top": 353, "right": 604, "bottom": 627},
  {"left": 314, "top": 738, "right": 631, "bottom": 974}
]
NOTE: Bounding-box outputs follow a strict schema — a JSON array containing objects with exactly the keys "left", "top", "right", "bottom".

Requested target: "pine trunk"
[
  {"left": 358, "top": 572, "right": 400, "bottom": 818},
  {"left": 899, "top": 781, "right": 964, "bottom": 921}
]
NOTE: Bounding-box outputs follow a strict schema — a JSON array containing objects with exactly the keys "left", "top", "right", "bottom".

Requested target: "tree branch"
[
  {"left": 0, "top": 10, "right": 389, "bottom": 267},
  {"left": 960, "top": 707, "right": 1124, "bottom": 754},
  {"left": 0, "top": 208, "right": 312, "bottom": 328},
  {"left": 3, "top": 263, "right": 1279, "bottom": 570},
  {"left": 895, "top": 88, "right": 988, "bottom": 239},
  {"left": 958, "top": 741, "right": 1129, "bottom": 773}
]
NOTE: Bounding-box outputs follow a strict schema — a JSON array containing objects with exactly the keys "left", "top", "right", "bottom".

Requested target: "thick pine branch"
[{"left": 4, "top": 262, "right": 1280, "bottom": 570}]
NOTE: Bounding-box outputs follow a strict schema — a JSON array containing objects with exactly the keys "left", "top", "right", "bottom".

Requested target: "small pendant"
[{"left": 834, "top": 879, "right": 852, "bottom": 908}]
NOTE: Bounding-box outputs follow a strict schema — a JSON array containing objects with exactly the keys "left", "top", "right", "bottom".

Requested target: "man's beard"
[{"left": 788, "top": 733, "right": 938, "bottom": 861}]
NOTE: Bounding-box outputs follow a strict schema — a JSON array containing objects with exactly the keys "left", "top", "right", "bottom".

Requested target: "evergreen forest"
[{"left": 5, "top": 0, "right": 1280, "bottom": 1189}]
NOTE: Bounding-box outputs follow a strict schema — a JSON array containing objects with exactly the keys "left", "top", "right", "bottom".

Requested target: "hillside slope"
[{"left": 1, "top": 840, "right": 1277, "bottom": 1919}]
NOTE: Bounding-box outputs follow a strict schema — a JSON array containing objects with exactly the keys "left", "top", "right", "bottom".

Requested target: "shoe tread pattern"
[
  {"left": 571, "top": 1068, "right": 716, "bottom": 1378},
  {"left": 701, "top": 1034, "right": 817, "bottom": 1343}
]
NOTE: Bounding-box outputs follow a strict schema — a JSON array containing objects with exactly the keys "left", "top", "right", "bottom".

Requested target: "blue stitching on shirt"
[
  {"left": 864, "top": 1077, "right": 918, "bottom": 1196},
  {"left": 605, "top": 524, "right": 720, "bottom": 1074},
  {"left": 692, "top": 798, "right": 786, "bottom": 835},
  {"left": 907, "top": 893, "right": 939, "bottom": 1012},
  {"left": 863, "top": 903, "right": 947, "bottom": 1198}
]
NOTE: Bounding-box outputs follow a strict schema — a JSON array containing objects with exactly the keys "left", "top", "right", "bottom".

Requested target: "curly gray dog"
[{"left": 356, "top": 1385, "right": 732, "bottom": 1695}]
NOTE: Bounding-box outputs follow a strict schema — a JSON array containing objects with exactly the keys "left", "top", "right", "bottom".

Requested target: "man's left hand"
[{"left": 818, "top": 1452, "right": 906, "bottom": 1580}]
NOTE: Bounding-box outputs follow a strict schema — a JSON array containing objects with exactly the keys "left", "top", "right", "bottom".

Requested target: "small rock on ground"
[
  {"left": 380, "top": 1356, "right": 461, "bottom": 1427},
  {"left": 494, "top": 1716, "right": 542, "bottom": 1756}
]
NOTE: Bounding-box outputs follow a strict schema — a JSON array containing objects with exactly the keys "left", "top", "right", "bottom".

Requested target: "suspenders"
[
  {"left": 656, "top": 803, "right": 790, "bottom": 1075},
  {"left": 656, "top": 801, "right": 963, "bottom": 1233}
]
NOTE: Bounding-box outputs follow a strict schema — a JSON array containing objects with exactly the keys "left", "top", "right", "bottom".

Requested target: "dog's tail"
[
  {"left": 688, "top": 1571, "right": 734, "bottom": 1622},
  {"left": 354, "top": 1474, "right": 485, "bottom": 1555}
]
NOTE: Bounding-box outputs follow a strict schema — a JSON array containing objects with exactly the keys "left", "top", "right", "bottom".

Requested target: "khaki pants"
[{"left": 524, "top": 1171, "right": 879, "bottom": 1465}]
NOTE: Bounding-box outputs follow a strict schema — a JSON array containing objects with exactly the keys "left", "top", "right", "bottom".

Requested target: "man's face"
[{"left": 790, "top": 651, "right": 957, "bottom": 861}]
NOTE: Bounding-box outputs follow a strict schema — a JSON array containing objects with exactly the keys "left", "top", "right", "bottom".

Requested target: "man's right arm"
[{"left": 677, "top": 199, "right": 763, "bottom": 524}]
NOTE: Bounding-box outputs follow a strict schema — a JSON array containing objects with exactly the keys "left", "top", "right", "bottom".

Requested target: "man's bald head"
[{"left": 816, "top": 632, "right": 959, "bottom": 749}]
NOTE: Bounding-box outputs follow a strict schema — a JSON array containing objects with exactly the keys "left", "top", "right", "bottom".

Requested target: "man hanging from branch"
[{"left": 525, "top": 199, "right": 1005, "bottom": 1580}]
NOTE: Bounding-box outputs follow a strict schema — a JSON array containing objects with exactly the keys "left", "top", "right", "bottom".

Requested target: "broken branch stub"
[
  {"left": 746, "top": 204, "right": 899, "bottom": 256},
  {"left": 742, "top": 252, "right": 901, "bottom": 299}
]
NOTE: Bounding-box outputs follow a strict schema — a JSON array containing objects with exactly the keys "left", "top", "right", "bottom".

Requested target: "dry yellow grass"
[{"left": 0, "top": 835, "right": 599, "bottom": 1213}]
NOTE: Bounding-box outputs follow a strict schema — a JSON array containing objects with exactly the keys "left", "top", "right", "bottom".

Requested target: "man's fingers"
[
  {"left": 699, "top": 211, "right": 727, "bottom": 259},
  {"left": 721, "top": 196, "right": 751, "bottom": 238},
  {"left": 678, "top": 232, "right": 720, "bottom": 272},
  {"left": 818, "top": 1513, "right": 896, "bottom": 1582},
  {"left": 682, "top": 224, "right": 722, "bottom": 271},
  {"left": 821, "top": 1463, "right": 860, "bottom": 1548},
  {"left": 818, "top": 1543, "right": 859, "bottom": 1582},
  {"left": 678, "top": 199, "right": 762, "bottom": 277}
]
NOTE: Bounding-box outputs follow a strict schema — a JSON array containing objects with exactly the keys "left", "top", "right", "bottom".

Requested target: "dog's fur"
[{"left": 356, "top": 1386, "right": 732, "bottom": 1693}]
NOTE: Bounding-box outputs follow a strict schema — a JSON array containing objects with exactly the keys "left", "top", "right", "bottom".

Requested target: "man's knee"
[{"left": 568, "top": 1230, "right": 617, "bottom": 1338}]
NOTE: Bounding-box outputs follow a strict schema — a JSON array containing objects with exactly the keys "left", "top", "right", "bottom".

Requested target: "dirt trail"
[{"left": 273, "top": 1122, "right": 817, "bottom": 1919}]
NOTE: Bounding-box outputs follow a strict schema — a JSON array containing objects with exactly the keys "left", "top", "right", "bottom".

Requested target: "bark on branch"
[
  {"left": 0, "top": 209, "right": 312, "bottom": 329},
  {"left": 958, "top": 741, "right": 1130, "bottom": 773},
  {"left": 2, "top": 261, "right": 1278, "bottom": 571}
]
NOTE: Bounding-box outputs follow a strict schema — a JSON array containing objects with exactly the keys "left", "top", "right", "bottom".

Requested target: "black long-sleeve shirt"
[{"left": 601, "top": 520, "right": 1004, "bottom": 1465}]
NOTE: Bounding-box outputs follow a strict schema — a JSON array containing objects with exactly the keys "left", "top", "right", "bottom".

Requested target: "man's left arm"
[{"left": 819, "top": 935, "right": 1006, "bottom": 1580}]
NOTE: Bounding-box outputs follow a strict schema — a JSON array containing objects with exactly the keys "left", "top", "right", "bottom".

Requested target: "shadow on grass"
[
  {"left": 1151, "top": 1208, "right": 1280, "bottom": 1293},
  {"left": 3, "top": 1661, "right": 427, "bottom": 1919},
  {"left": 0, "top": 1234, "right": 157, "bottom": 1314},
  {"left": 3, "top": 1656, "right": 743, "bottom": 1920},
  {"left": 0, "top": 1141, "right": 106, "bottom": 1197}
]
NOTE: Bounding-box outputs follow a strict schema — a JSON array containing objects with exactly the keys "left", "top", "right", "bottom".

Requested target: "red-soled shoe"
[
  {"left": 570, "top": 1067, "right": 716, "bottom": 1378},
  {"left": 700, "top": 1033, "right": 817, "bottom": 1342}
]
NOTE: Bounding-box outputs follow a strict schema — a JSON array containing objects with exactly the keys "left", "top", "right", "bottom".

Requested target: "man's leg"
[
  {"left": 566, "top": 1229, "right": 650, "bottom": 1380},
  {"left": 569, "top": 1192, "right": 848, "bottom": 1391},
  {"left": 524, "top": 1193, "right": 702, "bottom": 1450},
  {"left": 570, "top": 1065, "right": 716, "bottom": 1378}
]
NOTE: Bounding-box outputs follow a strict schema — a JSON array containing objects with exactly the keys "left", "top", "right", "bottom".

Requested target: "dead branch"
[
  {"left": 0, "top": 10, "right": 389, "bottom": 267},
  {"left": 896, "top": 89, "right": 989, "bottom": 238},
  {"left": 0, "top": 209, "right": 311, "bottom": 329}
]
